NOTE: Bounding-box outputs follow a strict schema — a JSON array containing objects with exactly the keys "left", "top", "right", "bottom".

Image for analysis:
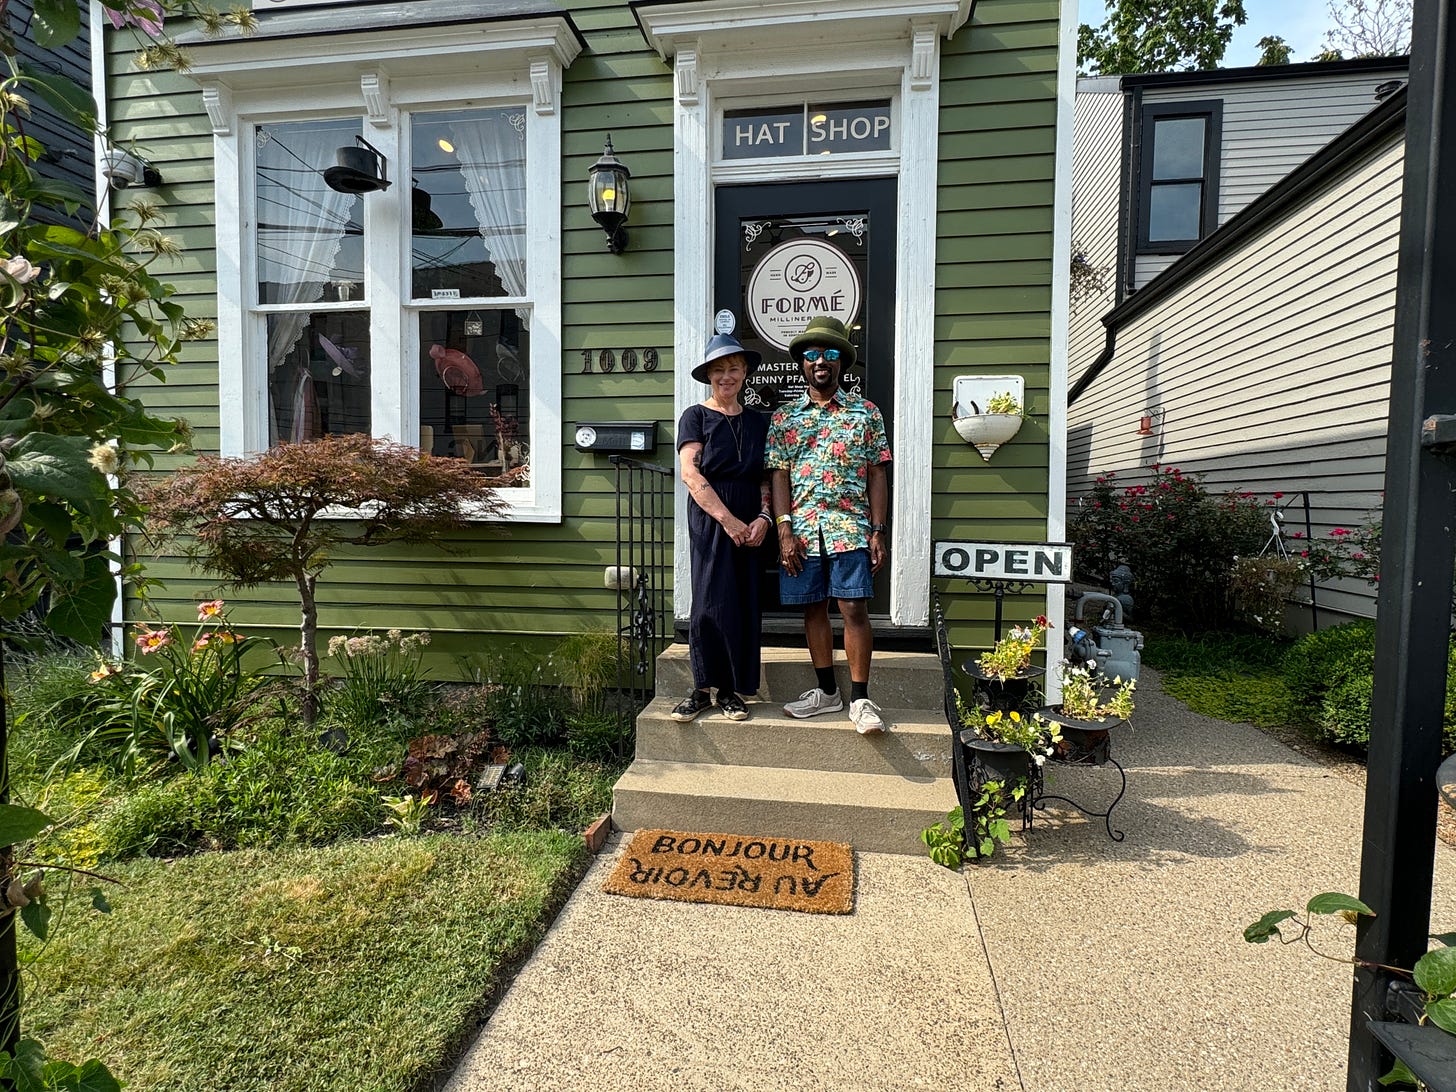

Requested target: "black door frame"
[{"left": 713, "top": 178, "right": 898, "bottom": 622}]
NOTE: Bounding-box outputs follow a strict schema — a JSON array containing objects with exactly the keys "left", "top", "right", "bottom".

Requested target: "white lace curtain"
[{"left": 450, "top": 112, "right": 528, "bottom": 322}]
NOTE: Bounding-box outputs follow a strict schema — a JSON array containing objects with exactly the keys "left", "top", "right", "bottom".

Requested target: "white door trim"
[{"left": 658, "top": 20, "right": 957, "bottom": 627}]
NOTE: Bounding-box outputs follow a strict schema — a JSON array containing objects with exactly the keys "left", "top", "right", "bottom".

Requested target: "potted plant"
[
  {"left": 951, "top": 390, "right": 1025, "bottom": 460},
  {"left": 965, "top": 615, "right": 1049, "bottom": 712},
  {"left": 1036, "top": 662, "right": 1136, "bottom": 765},
  {"left": 924, "top": 698, "right": 1063, "bottom": 863}
]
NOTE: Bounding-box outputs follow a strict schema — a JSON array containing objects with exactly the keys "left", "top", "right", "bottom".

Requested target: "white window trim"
[
  {"left": 188, "top": 18, "right": 578, "bottom": 522},
  {"left": 639, "top": 0, "right": 971, "bottom": 627}
]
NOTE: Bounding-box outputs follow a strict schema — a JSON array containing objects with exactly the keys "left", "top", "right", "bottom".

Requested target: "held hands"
[
  {"left": 745, "top": 516, "right": 769, "bottom": 548},
  {"left": 720, "top": 514, "right": 751, "bottom": 547}
]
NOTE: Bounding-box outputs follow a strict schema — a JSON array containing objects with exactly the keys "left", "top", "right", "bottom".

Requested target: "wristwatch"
[{"left": 869, "top": 523, "right": 887, "bottom": 535}]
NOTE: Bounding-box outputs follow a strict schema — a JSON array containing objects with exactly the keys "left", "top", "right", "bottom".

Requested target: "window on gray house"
[{"left": 1136, "top": 101, "right": 1221, "bottom": 254}]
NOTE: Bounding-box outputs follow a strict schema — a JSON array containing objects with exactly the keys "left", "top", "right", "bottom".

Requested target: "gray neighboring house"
[
  {"left": 13, "top": 0, "right": 94, "bottom": 216},
  {"left": 1066, "top": 58, "right": 1410, "bottom": 626}
]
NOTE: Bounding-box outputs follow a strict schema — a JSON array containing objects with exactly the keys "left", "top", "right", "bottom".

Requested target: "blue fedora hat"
[{"left": 691, "top": 333, "right": 761, "bottom": 384}]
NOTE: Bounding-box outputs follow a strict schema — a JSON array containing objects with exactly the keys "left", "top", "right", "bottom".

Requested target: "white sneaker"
[
  {"left": 850, "top": 698, "right": 887, "bottom": 735},
  {"left": 783, "top": 688, "right": 844, "bottom": 718}
]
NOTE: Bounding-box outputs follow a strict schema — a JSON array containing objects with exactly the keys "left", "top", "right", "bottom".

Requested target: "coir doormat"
[{"left": 602, "top": 829, "right": 854, "bottom": 914}]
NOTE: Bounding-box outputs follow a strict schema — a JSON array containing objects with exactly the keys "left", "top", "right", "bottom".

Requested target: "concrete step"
[
  {"left": 635, "top": 695, "right": 956, "bottom": 778},
  {"left": 654, "top": 644, "right": 945, "bottom": 708},
  {"left": 611, "top": 759, "right": 956, "bottom": 855}
]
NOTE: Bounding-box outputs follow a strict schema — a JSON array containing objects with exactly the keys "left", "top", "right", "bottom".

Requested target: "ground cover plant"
[{"left": 1142, "top": 625, "right": 1456, "bottom": 759}]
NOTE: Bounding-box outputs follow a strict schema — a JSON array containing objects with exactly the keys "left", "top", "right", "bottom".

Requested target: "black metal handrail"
[{"left": 610, "top": 455, "right": 672, "bottom": 740}]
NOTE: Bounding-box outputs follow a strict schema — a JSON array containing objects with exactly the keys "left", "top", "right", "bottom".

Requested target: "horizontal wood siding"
[
  {"left": 1069, "top": 80, "right": 1121, "bottom": 388},
  {"left": 936, "top": 0, "right": 1061, "bottom": 650},
  {"left": 1068, "top": 131, "right": 1404, "bottom": 623},
  {"left": 1133, "top": 71, "right": 1398, "bottom": 290},
  {"left": 109, "top": 4, "right": 677, "bottom": 671}
]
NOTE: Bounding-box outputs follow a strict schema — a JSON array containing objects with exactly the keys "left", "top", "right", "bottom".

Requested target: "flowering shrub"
[
  {"left": 1292, "top": 512, "right": 1382, "bottom": 586},
  {"left": 48, "top": 601, "right": 269, "bottom": 774},
  {"left": 1069, "top": 465, "right": 1270, "bottom": 629},
  {"left": 1052, "top": 662, "right": 1136, "bottom": 722},
  {"left": 976, "top": 616, "right": 1050, "bottom": 680},
  {"left": 325, "top": 629, "right": 435, "bottom": 730},
  {"left": 1229, "top": 555, "right": 1309, "bottom": 635}
]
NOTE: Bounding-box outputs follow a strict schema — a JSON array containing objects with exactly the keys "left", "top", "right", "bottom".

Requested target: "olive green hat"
[{"left": 788, "top": 315, "right": 857, "bottom": 369}]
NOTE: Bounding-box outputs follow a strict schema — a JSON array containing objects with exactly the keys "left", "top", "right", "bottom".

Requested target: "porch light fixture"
[
  {"left": 324, "top": 136, "right": 391, "bottom": 195},
  {"left": 587, "top": 134, "right": 631, "bottom": 254}
]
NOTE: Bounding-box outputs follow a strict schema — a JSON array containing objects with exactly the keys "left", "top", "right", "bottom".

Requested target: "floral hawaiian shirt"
[{"left": 765, "top": 390, "right": 892, "bottom": 555}]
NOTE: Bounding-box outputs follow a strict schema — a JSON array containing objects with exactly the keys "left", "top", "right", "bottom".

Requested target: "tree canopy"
[
  {"left": 1078, "top": 0, "right": 1248, "bottom": 76},
  {"left": 141, "top": 433, "right": 506, "bottom": 723}
]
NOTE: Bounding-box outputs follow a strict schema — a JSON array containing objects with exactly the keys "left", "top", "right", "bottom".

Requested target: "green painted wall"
[
  {"left": 107, "top": 0, "right": 1064, "bottom": 669},
  {"left": 935, "top": 0, "right": 1061, "bottom": 656}
]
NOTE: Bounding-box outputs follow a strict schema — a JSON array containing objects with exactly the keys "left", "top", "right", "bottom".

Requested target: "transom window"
[{"left": 1137, "top": 101, "right": 1222, "bottom": 253}]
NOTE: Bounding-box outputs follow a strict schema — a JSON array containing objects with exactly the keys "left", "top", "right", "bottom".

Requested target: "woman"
[{"left": 672, "top": 333, "right": 771, "bottom": 722}]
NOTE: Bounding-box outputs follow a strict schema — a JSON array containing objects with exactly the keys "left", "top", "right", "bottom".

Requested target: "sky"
[{"left": 1078, "top": 1, "right": 1335, "bottom": 68}]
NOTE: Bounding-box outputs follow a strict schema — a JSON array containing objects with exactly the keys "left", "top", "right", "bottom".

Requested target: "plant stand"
[
  {"left": 962, "top": 735, "right": 1043, "bottom": 855},
  {"left": 963, "top": 662, "right": 1044, "bottom": 714},
  {"left": 1031, "top": 705, "right": 1127, "bottom": 842}
]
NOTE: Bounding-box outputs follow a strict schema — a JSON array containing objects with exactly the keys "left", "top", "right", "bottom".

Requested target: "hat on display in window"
[{"left": 429, "top": 344, "right": 484, "bottom": 396}]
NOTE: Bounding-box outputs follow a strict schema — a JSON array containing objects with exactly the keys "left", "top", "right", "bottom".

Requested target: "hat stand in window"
[{"left": 951, "top": 374, "right": 1026, "bottom": 461}]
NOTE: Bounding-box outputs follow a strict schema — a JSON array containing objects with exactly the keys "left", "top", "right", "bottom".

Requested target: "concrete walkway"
[{"left": 444, "top": 670, "right": 1456, "bottom": 1092}]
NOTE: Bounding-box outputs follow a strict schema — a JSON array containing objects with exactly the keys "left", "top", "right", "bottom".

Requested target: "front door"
[{"left": 714, "top": 179, "right": 897, "bottom": 619}]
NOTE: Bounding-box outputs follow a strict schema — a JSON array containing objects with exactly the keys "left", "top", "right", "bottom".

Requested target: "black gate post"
[{"left": 1347, "top": 1, "right": 1456, "bottom": 1086}]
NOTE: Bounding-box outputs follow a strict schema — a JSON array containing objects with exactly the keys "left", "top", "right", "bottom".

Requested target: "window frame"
[
  {"left": 1135, "top": 99, "right": 1223, "bottom": 255},
  {"left": 190, "top": 19, "right": 576, "bottom": 522}
]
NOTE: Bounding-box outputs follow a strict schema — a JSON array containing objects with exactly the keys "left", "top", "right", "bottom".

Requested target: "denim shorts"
[{"left": 780, "top": 548, "right": 874, "bottom": 605}]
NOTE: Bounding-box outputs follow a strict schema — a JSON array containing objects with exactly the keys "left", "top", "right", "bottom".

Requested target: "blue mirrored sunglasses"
[{"left": 801, "top": 349, "right": 841, "bottom": 363}]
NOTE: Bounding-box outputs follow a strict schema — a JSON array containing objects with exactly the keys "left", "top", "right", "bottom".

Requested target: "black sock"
[
  {"left": 850, "top": 681, "right": 869, "bottom": 703},
  {"left": 692, "top": 688, "right": 709, "bottom": 702},
  {"left": 815, "top": 666, "right": 837, "bottom": 695}
]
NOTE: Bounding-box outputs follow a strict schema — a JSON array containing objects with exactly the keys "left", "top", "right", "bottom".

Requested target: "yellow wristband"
[{"left": 775, "top": 514, "right": 792, "bottom": 526}]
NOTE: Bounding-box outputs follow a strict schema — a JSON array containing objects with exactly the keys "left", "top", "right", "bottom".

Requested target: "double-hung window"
[
  {"left": 188, "top": 13, "right": 578, "bottom": 520},
  {"left": 1136, "top": 100, "right": 1222, "bottom": 254}
]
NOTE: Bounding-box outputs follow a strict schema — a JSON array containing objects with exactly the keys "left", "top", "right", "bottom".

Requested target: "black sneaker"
[
  {"left": 717, "top": 693, "right": 749, "bottom": 721},
  {"left": 670, "top": 690, "right": 712, "bottom": 722}
]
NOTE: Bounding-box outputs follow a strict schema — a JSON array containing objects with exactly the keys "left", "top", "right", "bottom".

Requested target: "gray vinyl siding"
[
  {"left": 1068, "top": 130, "right": 1403, "bottom": 623},
  {"left": 1132, "top": 71, "right": 1401, "bottom": 289},
  {"left": 14, "top": 0, "right": 93, "bottom": 209},
  {"left": 1068, "top": 78, "right": 1120, "bottom": 389}
]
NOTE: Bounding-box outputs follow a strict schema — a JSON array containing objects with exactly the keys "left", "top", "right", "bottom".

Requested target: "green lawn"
[{"left": 24, "top": 832, "right": 588, "bottom": 1092}]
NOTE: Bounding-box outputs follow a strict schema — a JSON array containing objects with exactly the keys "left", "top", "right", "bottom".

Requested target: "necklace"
[{"left": 723, "top": 410, "right": 744, "bottom": 463}]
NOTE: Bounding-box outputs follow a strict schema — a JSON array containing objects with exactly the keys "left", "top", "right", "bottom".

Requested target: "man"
[{"left": 766, "top": 315, "right": 892, "bottom": 735}]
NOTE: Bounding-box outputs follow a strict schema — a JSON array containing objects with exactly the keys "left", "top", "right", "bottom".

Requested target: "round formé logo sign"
[{"left": 746, "top": 237, "right": 862, "bottom": 352}]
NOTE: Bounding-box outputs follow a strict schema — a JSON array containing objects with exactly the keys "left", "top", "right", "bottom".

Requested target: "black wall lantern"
[
  {"left": 587, "top": 134, "right": 631, "bottom": 254},
  {"left": 324, "top": 136, "right": 392, "bottom": 195}
]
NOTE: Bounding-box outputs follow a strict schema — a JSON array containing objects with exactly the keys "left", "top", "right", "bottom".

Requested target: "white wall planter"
[
  {"left": 953, "top": 412, "right": 1023, "bottom": 459},
  {"left": 952, "top": 374, "right": 1026, "bottom": 460}
]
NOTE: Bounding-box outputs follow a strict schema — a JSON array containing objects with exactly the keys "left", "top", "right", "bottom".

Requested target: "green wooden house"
[{"left": 98, "top": 0, "right": 1076, "bottom": 676}]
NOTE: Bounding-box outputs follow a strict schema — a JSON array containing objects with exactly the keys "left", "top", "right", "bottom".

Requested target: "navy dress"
[{"left": 677, "top": 404, "right": 768, "bottom": 696}]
